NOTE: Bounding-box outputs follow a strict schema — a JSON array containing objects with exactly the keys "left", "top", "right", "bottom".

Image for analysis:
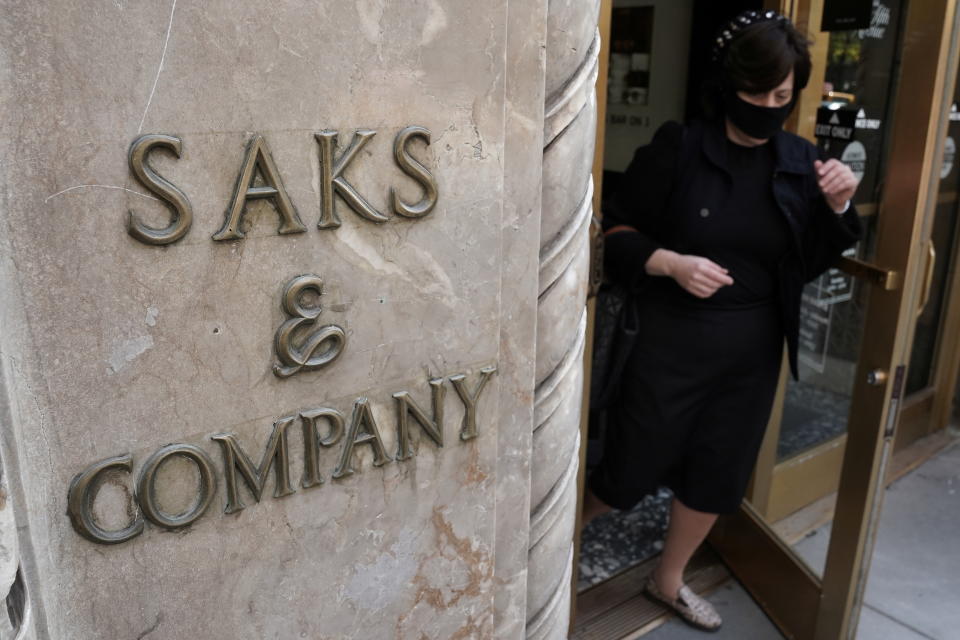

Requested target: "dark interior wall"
[
  {"left": 601, "top": 1, "right": 762, "bottom": 204},
  {"left": 683, "top": 0, "right": 764, "bottom": 121}
]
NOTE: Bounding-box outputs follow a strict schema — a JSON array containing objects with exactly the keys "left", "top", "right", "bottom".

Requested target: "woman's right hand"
[{"left": 645, "top": 249, "right": 734, "bottom": 298}]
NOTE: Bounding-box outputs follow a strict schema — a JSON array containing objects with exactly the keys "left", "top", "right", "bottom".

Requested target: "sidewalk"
[{"left": 644, "top": 437, "right": 960, "bottom": 640}]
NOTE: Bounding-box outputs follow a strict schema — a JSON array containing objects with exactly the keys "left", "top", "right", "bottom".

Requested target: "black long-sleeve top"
[{"left": 602, "top": 120, "right": 862, "bottom": 376}]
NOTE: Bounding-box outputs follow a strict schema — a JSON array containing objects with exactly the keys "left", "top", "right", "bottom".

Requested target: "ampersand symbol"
[{"left": 273, "top": 275, "right": 346, "bottom": 378}]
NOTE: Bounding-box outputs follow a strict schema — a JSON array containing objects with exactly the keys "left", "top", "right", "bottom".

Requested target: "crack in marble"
[
  {"left": 138, "top": 0, "right": 179, "bottom": 134},
  {"left": 43, "top": 185, "right": 159, "bottom": 203}
]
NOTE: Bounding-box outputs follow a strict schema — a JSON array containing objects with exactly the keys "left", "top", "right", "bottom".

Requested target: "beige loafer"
[{"left": 644, "top": 575, "right": 723, "bottom": 632}]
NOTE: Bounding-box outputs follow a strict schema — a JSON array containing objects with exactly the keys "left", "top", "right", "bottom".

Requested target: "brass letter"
[
  {"left": 300, "top": 408, "right": 345, "bottom": 489},
  {"left": 449, "top": 366, "right": 497, "bottom": 441},
  {"left": 212, "top": 135, "right": 307, "bottom": 241},
  {"left": 391, "top": 126, "right": 438, "bottom": 218},
  {"left": 127, "top": 134, "right": 194, "bottom": 245},
  {"left": 136, "top": 444, "right": 217, "bottom": 530},
  {"left": 211, "top": 416, "right": 296, "bottom": 514},
  {"left": 315, "top": 130, "right": 390, "bottom": 229},
  {"left": 67, "top": 454, "right": 144, "bottom": 545},
  {"left": 332, "top": 397, "right": 392, "bottom": 479},
  {"left": 393, "top": 378, "right": 445, "bottom": 461}
]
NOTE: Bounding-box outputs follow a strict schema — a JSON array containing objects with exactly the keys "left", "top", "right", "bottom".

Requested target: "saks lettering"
[
  {"left": 127, "top": 126, "right": 438, "bottom": 246},
  {"left": 67, "top": 366, "right": 495, "bottom": 545}
]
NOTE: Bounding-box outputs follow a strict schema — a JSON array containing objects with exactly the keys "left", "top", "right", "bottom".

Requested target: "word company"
[{"left": 68, "top": 366, "right": 496, "bottom": 545}]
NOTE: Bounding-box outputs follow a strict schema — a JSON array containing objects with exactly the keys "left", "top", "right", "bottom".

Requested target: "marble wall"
[{"left": 0, "top": 1, "right": 595, "bottom": 638}]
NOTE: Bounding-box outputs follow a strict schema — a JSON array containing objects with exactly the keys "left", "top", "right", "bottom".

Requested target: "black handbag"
[
  {"left": 586, "top": 278, "right": 639, "bottom": 469},
  {"left": 589, "top": 281, "right": 639, "bottom": 410}
]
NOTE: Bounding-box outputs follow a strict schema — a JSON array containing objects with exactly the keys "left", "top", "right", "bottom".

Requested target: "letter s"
[
  {"left": 127, "top": 134, "right": 193, "bottom": 245},
  {"left": 390, "top": 126, "right": 438, "bottom": 218}
]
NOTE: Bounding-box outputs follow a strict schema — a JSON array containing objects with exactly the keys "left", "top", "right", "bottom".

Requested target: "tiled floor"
[
  {"left": 577, "top": 488, "right": 671, "bottom": 590},
  {"left": 643, "top": 438, "right": 960, "bottom": 640}
]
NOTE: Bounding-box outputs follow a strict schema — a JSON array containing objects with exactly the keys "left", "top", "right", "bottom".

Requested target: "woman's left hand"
[{"left": 814, "top": 159, "right": 859, "bottom": 212}]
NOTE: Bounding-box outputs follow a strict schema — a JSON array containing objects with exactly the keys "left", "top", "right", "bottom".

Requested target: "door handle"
[
  {"left": 837, "top": 256, "right": 900, "bottom": 290},
  {"left": 916, "top": 240, "right": 937, "bottom": 317}
]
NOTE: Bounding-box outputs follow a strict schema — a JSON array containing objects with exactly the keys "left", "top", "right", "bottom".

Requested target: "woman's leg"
[
  {"left": 653, "top": 496, "right": 718, "bottom": 599},
  {"left": 581, "top": 486, "right": 613, "bottom": 526}
]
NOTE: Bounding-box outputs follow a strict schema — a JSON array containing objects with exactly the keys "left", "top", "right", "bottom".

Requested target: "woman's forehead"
[{"left": 775, "top": 70, "right": 795, "bottom": 91}]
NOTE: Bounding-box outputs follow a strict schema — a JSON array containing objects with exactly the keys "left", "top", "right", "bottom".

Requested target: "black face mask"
[{"left": 723, "top": 90, "right": 793, "bottom": 140}]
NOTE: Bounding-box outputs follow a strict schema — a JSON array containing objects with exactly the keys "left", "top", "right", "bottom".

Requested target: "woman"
[{"left": 582, "top": 10, "right": 861, "bottom": 631}]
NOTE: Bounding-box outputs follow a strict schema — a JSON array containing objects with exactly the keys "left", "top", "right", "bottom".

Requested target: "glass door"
[
  {"left": 896, "top": 61, "right": 960, "bottom": 448},
  {"left": 710, "top": 1, "right": 960, "bottom": 638}
]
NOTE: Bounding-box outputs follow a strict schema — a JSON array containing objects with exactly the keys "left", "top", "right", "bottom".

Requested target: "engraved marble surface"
[
  {"left": 0, "top": 1, "right": 548, "bottom": 638},
  {"left": 494, "top": 0, "right": 548, "bottom": 636}
]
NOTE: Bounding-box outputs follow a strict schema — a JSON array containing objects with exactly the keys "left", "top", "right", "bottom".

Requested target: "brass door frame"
[
  {"left": 717, "top": 1, "right": 960, "bottom": 639},
  {"left": 571, "top": 0, "right": 613, "bottom": 629},
  {"left": 926, "top": 226, "right": 960, "bottom": 428},
  {"left": 783, "top": 0, "right": 828, "bottom": 141}
]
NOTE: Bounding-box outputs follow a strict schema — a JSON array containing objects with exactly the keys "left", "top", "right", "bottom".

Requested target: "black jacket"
[{"left": 603, "top": 119, "right": 862, "bottom": 379}]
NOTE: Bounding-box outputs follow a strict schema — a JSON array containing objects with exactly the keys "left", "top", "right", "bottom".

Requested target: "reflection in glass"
[
  {"left": 905, "top": 70, "right": 960, "bottom": 394},
  {"left": 777, "top": 1, "right": 903, "bottom": 461}
]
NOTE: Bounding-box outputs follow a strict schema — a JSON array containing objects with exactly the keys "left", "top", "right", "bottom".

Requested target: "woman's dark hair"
[{"left": 702, "top": 16, "right": 812, "bottom": 119}]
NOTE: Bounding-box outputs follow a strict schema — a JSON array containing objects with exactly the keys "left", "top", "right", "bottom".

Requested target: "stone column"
[
  {"left": 0, "top": 1, "right": 572, "bottom": 638},
  {"left": 527, "top": 1, "right": 600, "bottom": 639}
]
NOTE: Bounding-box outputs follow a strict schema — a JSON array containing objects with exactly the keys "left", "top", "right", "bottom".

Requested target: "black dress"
[{"left": 589, "top": 137, "right": 795, "bottom": 514}]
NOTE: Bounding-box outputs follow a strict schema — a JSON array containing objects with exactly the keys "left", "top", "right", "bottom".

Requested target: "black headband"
[{"left": 712, "top": 10, "right": 790, "bottom": 62}]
